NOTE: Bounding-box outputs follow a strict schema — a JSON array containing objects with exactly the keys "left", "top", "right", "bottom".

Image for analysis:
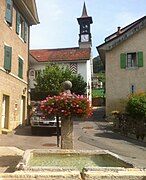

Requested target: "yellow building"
[
  {"left": 97, "top": 16, "right": 146, "bottom": 116},
  {"left": 0, "top": 0, "right": 39, "bottom": 133}
]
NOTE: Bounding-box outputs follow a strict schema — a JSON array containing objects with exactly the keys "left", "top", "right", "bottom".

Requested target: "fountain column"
[
  {"left": 61, "top": 81, "right": 73, "bottom": 149},
  {"left": 61, "top": 117, "right": 73, "bottom": 149}
]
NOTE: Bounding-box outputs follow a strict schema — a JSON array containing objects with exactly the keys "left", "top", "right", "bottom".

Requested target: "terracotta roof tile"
[{"left": 30, "top": 47, "right": 91, "bottom": 62}]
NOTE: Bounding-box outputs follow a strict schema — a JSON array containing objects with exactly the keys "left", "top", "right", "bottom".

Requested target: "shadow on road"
[
  {"left": 14, "top": 126, "right": 57, "bottom": 137},
  {"left": 0, "top": 155, "right": 22, "bottom": 173},
  {"left": 94, "top": 131, "right": 146, "bottom": 148}
]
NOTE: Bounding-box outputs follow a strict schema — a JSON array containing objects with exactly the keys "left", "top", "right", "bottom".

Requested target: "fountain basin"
[{"left": 17, "top": 149, "right": 134, "bottom": 172}]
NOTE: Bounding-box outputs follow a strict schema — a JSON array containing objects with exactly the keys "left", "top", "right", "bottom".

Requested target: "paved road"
[
  {"left": 0, "top": 106, "right": 146, "bottom": 170},
  {"left": 74, "top": 107, "right": 146, "bottom": 168}
]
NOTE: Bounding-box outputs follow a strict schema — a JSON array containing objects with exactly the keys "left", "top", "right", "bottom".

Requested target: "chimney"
[{"left": 117, "top": 26, "right": 121, "bottom": 35}]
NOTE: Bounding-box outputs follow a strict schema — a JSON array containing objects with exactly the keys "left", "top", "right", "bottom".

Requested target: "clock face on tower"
[{"left": 81, "top": 34, "right": 89, "bottom": 42}]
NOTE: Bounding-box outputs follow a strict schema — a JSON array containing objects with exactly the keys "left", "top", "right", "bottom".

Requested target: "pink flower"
[{"left": 40, "top": 93, "right": 93, "bottom": 119}]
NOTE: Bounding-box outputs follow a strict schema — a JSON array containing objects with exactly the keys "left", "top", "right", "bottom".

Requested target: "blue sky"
[{"left": 30, "top": 0, "right": 146, "bottom": 57}]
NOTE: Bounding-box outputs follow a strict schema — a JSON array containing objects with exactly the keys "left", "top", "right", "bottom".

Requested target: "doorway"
[
  {"left": 1, "top": 95, "right": 9, "bottom": 129},
  {"left": 20, "top": 96, "right": 26, "bottom": 126}
]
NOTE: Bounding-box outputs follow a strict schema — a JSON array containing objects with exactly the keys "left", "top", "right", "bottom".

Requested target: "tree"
[
  {"left": 34, "top": 63, "right": 87, "bottom": 95},
  {"left": 71, "top": 74, "right": 87, "bottom": 95},
  {"left": 93, "top": 56, "right": 105, "bottom": 73},
  {"left": 34, "top": 64, "right": 71, "bottom": 93},
  {"left": 96, "top": 73, "right": 105, "bottom": 85}
]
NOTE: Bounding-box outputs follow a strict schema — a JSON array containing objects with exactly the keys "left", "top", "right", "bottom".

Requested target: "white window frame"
[{"left": 126, "top": 52, "right": 138, "bottom": 68}]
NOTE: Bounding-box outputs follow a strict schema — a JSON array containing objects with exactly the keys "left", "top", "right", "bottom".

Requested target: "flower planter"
[{"left": 40, "top": 93, "right": 93, "bottom": 149}]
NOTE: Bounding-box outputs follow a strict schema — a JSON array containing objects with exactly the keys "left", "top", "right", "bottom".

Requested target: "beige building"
[
  {"left": 97, "top": 16, "right": 146, "bottom": 116},
  {"left": 0, "top": 0, "right": 39, "bottom": 133}
]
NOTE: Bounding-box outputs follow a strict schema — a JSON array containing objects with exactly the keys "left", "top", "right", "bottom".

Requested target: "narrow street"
[
  {"left": 0, "top": 107, "right": 146, "bottom": 173},
  {"left": 74, "top": 107, "right": 146, "bottom": 168}
]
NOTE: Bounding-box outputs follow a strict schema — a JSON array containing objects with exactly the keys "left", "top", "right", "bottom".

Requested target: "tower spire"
[
  {"left": 81, "top": 2, "right": 88, "bottom": 17},
  {"left": 77, "top": 2, "right": 93, "bottom": 48}
]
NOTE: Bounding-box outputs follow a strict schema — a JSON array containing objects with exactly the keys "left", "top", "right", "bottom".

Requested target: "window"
[
  {"left": 127, "top": 53, "right": 137, "bottom": 68},
  {"left": 4, "top": 45, "right": 12, "bottom": 72},
  {"left": 16, "top": 11, "right": 28, "bottom": 42},
  {"left": 70, "top": 63, "right": 77, "bottom": 74},
  {"left": 5, "top": 0, "right": 13, "bottom": 25},
  {"left": 18, "top": 57, "right": 23, "bottom": 79},
  {"left": 120, "top": 52, "right": 143, "bottom": 69}
]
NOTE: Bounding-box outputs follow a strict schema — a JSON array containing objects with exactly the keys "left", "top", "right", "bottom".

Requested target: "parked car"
[{"left": 30, "top": 105, "right": 61, "bottom": 135}]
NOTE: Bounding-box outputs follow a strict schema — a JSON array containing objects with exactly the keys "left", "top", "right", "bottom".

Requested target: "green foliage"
[
  {"left": 93, "top": 56, "right": 105, "bottom": 73},
  {"left": 92, "top": 73, "right": 105, "bottom": 98},
  {"left": 92, "top": 89, "right": 104, "bottom": 98},
  {"left": 126, "top": 92, "right": 146, "bottom": 119},
  {"left": 96, "top": 73, "right": 105, "bottom": 84},
  {"left": 34, "top": 63, "right": 86, "bottom": 95},
  {"left": 35, "top": 64, "right": 72, "bottom": 93},
  {"left": 71, "top": 74, "right": 87, "bottom": 95}
]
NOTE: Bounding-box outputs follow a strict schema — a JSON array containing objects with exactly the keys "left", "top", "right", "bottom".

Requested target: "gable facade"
[
  {"left": 0, "top": 0, "right": 39, "bottom": 133},
  {"left": 97, "top": 16, "right": 146, "bottom": 116},
  {"left": 29, "top": 47, "right": 92, "bottom": 101}
]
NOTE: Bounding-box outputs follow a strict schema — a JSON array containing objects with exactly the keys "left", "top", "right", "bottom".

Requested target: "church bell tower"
[{"left": 77, "top": 2, "right": 93, "bottom": 48}]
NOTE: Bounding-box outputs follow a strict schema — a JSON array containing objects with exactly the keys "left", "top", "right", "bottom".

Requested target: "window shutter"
[
  {"left": 70, "top": 63, "right": 77, "bottom": 74},
  {"left": 120, "top": 53, "right": 126, "bottom": 69},
  {"left": 24, "top": 21, "right": 28, "bottom": 43},
  {"left": 16, "top": 11, "right": 20, "bottom": 34},
  {"left": 5, "top": 0, "right": 13, "bottom": 24},
  {"left": 18, "top": 57, "right": 23, "bottom": 79},
  {"left": 138, "top": 51, "right": 143, "bottom": 67},
  {"left": 4, "top": 45, "right": 12, "bottom": 72}
]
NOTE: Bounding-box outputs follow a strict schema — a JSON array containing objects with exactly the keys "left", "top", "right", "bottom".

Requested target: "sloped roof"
[
  {"left": 81, "top": 2, "right": 88, "bottom": 18},
  {"left": 14, "top": 0, "right": 39, "bottom": 25},
  {"left": 105, "top": 16, "right": 146, "bottom": 42},
  {"left": 77, "top": 2, "right": 93, "bottom": 24},
  {"left": 97, "top": 15, "right": 146, "bottom": 62},
  {"left": 30, "top": 47, "right": 91, "bottom": 62}
]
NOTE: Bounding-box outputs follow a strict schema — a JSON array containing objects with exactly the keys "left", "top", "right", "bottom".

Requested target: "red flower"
[{"left": 40, "top": 93, "right": 93, "bottom": 119}]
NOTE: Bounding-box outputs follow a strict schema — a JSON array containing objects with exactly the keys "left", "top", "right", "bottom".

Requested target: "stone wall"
[{"left": 0, "top": 169, "right": 146, "bottom": 180}]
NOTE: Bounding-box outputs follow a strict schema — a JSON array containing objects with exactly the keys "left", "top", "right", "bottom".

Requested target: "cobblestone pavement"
[{"left": 0, "top": 107, "right": 146, "bottom": 173}]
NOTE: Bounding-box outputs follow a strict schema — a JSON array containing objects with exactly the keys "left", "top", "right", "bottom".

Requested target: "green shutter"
[
  {"left": 24, "top": 21, "right": 28, "bottom": 43},
  {"left": 4, "top": 45, "right": 12, "bottom": 72},
  {"left": 120, "top": 53, "right": 126, "bottom": 69},
  {"left": 5, "top": 0, "right": 13, "bottom": 24},
  {"left": 16, "top": 11, "right": 20, "bottom": 34},
  {"left": 18, "top": 57, "right": 23, "bottom": 79},
  {"left": 138, "top": 51, "right": 143, "bottom": 67}
]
